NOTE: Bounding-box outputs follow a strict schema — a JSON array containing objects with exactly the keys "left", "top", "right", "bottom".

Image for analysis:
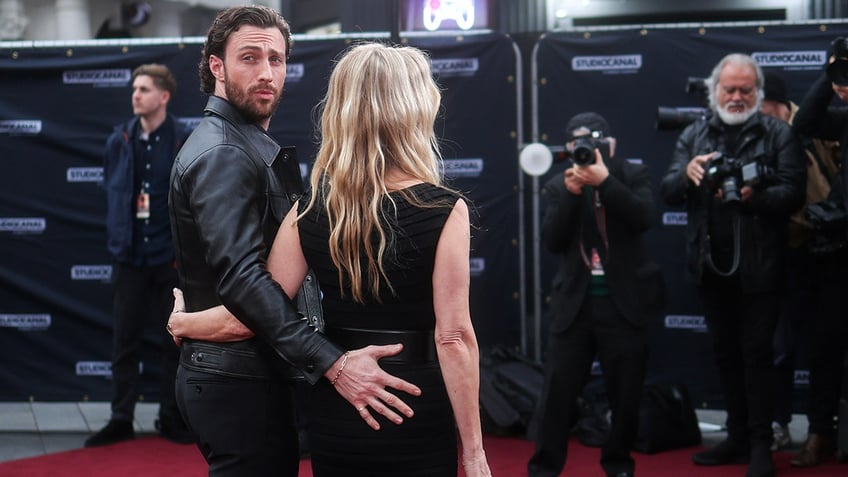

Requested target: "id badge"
[
  {"left": 590, "top": 248, "right": 605, "bottom": 276},
  {"left": 136, "top": 192, "right": 150, "bottom": 219}
]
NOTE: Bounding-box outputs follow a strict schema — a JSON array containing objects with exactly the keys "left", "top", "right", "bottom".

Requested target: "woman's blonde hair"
[{"left": 302, "top": 42, "right": 444, "bottom": 303}]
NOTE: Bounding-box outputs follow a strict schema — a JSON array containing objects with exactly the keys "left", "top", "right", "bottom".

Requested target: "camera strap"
[
  {"left": 704, "top": 212, "right": 741, "bottom": 277},
  {"left": 579, "top": 189, "right": 609, "bottom": 273}
]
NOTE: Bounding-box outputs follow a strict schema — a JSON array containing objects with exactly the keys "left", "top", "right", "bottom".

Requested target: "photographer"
[
  {"left": 660, "top": 53, "right": 805, "bottom": 477},
  {"left": 528, "top": 112, "right": 666, "bottom": 477},
  {"left": 787, "top": 36, "right": 848, "bottom": 468}
]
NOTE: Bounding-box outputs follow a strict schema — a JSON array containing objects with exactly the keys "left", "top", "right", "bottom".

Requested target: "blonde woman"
[{"left": 168, "top": 42, "right": 491, "bottom": 476}]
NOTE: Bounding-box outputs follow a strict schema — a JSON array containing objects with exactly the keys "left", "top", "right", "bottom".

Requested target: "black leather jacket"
[
  {"left": 660, "top": 112, "right": 805, "bottom": 292},
  {"left": 169, "top": 96, "right": 343, "bottom": 383}
]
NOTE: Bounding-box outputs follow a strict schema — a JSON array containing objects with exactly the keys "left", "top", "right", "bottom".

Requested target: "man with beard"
[
  {"left": 660, "top": 53, "right": 805, "bottom": 477},
  {"left": 168, "top": 6, "right": 420, "bottom": 475}
]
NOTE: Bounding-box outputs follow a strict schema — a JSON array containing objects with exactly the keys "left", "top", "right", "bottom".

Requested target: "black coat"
[
  {"left": 792, "top": 71, "right": 848, "bottom": 220},
  {"left": 660, "top": 112, "right": 805, "bottom": 292},
  {"left": 169, "top": 96, "right": 343, "bottom": 383},
  {"left": 542, "top": 155, "right": 666, "bottom": 334}
]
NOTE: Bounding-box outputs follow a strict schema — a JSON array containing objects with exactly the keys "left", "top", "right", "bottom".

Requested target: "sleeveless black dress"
[{"left": 297, "top": 183, "right": 462, "bottom": 477}]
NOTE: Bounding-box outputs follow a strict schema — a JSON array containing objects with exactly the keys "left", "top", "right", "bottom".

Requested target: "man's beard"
[
  {"left": 716, "top": 100, "right": 758, "bottom": 126},
  {"left": 224, "top": 74, "right": 281, "bottom": 125}
]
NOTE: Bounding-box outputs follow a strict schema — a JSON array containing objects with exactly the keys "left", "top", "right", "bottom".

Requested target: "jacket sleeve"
[
  {"left": 793, "top": 72, "right": 848, "bottom": 141},
  {"left": 660, "top": 124, "right": 697, "bottom": 207},
  {"left": 181, "top": 144, "right": 343, "bottom": 383},
  {"left": 597, "top": 162, "right": 656, "bottom": 233},
  {"left": 540, "top": 173, "right": 581, "bottom": 254},
  {"left": 746, "top": 123, "right": 806, "bottom": 216}
]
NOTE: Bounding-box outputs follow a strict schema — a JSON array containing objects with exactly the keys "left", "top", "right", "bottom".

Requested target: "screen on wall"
[{"left": 401, "top": 0, "right": 492, "bottom": 32}]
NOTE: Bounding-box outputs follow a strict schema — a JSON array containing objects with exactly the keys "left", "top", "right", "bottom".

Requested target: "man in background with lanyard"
[
  {"left": 89, "top": 63, "right": 193, "bottom": 447},
  {"left": 528, "top": 112, "right": 666, "bottom": 477}
]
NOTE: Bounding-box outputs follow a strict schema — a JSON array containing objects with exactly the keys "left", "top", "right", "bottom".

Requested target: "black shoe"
[
  {"left": 608, "top": 473, "right": 634, "bottom": 477},
  {"left": 155, "top": 417, "right": 194, "bottom": 444},
  {"left": 84, "top": 419, "right": 135, "bottom": 447},
  {"left": 692, "top": 439, "right": 749, "bottom": 466},
  {"left": 746, "top": 442, "right": 775, "bottom": 477}
]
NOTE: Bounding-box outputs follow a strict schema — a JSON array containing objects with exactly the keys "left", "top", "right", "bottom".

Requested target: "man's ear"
[
  {"left": 608, "top": 137, "right": 617, "bottom": 158},
  {"left": 209, "top": 55, "right": 224, "bottom": 81}
]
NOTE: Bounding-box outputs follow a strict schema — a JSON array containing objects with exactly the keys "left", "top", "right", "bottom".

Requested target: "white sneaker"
[{"left": 771, "top": 422, "right": 791, "bottom": 451}]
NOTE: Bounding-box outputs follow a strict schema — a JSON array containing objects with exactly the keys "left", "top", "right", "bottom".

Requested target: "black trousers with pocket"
[{"left": 175, "top": 364, "right": 299, "bottom": 477}]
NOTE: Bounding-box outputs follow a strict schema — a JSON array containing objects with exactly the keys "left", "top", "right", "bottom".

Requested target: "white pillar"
[
  {"left": 0, "top": 0, "right": 28, "bottom": 39},
  {"left": 146, "top": 0, "right": 186, "bottom": 38},
  {"left": 55, "top": 0, "right": 91, "bottom": 40}
]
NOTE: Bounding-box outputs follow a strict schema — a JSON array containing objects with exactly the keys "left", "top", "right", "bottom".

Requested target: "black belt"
[
  {"left": 179, "top": 340, "right": 292, "bottom": 380},
  {"left": 325, "top": 327, "right": 438, "bottom": 365}
]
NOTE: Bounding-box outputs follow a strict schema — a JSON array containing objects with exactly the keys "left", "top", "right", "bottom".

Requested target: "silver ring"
[{"left": 357, "top": 406, "right": 366, "bottom": 412}]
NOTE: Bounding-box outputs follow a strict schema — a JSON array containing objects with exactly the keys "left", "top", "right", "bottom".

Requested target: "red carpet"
[{"left": 0, "top": 435, "right": 845, "bottom": 476}]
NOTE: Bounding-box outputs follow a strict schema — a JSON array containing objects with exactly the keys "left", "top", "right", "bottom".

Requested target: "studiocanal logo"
[
  {"left": 664, "top": 314, "right": 707, "bottom": 332},
  {"left": 70, "top": 265, "right": 112, "bottom": 282},
  {"left": 0, "top": 314, "right": 51, "bottom": 330},
  {"left": 469, "top": 257, "right": 485, "bottom": 277},
  {"left": 431, "top": 58, "right": 479, "bottom": 77},
  {"left": 62, "top": 68, "right": 131, "bottom": 86},
  {"left": 443, "top": 158, "right": 483, "bottom": 178},
  {"left": 662, "top": 211, "right": 688, "bottom": 226},
  {"left": 752, "top": 50, "right": 826, "bottom": 69},
  {"left": 0, "top": 119, "right": 42, "bottom": 135},
  {"left": 286, "top": 63, "right": 305, "bottom": 82},
  {"left": 0, "top": 217, "right": 46, "bottom": 234},
  {"left": 572, "top": 54, "right": 642, "bottom": 73},
  {"left": 67, "top": 167, "right": 103, "bottom": 183},
  {"left": 76, "top": 361, "right": 112, "bottom": 377}
]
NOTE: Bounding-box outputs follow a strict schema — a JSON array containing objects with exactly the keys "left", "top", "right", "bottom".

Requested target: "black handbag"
[{"left": 634, "top": 383, "right": 702, "bottom": 454}]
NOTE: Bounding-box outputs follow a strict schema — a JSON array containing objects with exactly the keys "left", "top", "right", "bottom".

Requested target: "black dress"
[{"left": 297, "top": 183, "right": 462, "bottom": 477}]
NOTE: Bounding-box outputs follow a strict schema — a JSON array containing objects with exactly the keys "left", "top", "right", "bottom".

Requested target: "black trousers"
[
  {"left": 176, "top": 366, "right": 299, "bottom": 477},
  {"left": 110, "top": 261, "right": 180, "bottom": 422},
  {"left": 804, "top": 247, "right": 848, "bottom": 435},
  {"left": 528, "top": 294, "right": 648, "bottom": 477},
  {"left": 700, "top": 272, "right": 778, "bottom": 444},
  {"left": 773, "top": 247, "right": 810, "bottom": 426}
]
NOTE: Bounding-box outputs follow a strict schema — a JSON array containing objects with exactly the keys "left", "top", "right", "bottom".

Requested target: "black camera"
[
  {"left": 568, "top": 134, "right": 610, "bottom": 166},
  {"left": 656, "top": 77, "right": 710, "bottom": 130},
  {"left": 704, "top": 153, "right": 773, "bottom": 204},
  {"left": 656, "top": 106, "right": 710, "bottom": 130},
  {"left": 827, "top": 37, "right": 848, "bottom": 86}
]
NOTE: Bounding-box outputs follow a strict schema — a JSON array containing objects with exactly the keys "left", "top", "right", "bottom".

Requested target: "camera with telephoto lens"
[
  {"left": 703, "top": 153, "right": 774, "bottom": 204},
  {"left": 655, "top": 77, "right": 710, "bottom": 130},
  {"left": 567, "top": 132, "right": 610, "bottom": 166},
  {"left": 827, "top": 37, "right": 848, "bottom": 86}
]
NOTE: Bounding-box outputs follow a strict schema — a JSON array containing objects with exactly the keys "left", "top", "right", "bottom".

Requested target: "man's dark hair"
[
  {"left": 132, "top": 63, "right": 177, "bottom": 97},
  {"left": 198, "top": 5, "right": 292, "bottom": 95}
]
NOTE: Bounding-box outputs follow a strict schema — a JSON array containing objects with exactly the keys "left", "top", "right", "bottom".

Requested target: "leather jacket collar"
[{"left": 204, "top": 95, "right": 281, "bottom": 168}]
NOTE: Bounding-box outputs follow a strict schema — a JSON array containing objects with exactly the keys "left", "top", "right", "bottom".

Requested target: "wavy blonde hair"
[{"left": 302, "top": 42, "right": 444, "bottom": 303}]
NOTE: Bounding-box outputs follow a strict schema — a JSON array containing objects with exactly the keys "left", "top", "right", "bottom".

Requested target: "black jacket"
[
  {"left": 660, "top": 112, "right": 805, "bottom": 292},
  {"left": 169, "top": 96, "right": 343, "bottom": 383},
  {"left": 792, "top": 71, "right": 848, "bottom": 219},
  {"left": 542, "top": 155, "right": 666, "bottom": 334}
]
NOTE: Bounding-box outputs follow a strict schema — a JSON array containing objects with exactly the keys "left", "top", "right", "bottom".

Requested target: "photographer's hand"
[
  {"left": 740, "top": 185, "right": 754, "bottom": 202},
  {"left": 572, "top": 149, "right": 609, "bottom": 187},
  {"left": 687, "top": 152, "right": 716, "bottom": 186},
  {"left": 564, "top": 167, "right": 584, "bottom": 195}
]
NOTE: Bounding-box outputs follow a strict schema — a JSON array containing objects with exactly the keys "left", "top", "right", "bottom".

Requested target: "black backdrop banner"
[
  {"left": 4, "top": 21, "right": 845, "bottom": 408},
  {"left": 0, "top": 32, "right": 522, "bottom": 401},
  {"left": 532, "top": 21, "right": 848, "bottom": 408}
]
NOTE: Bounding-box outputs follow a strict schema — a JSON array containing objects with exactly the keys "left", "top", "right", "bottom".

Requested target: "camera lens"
[
  {"left": 571, "top": 137, "right": 596, "bottom": 166},
  {"left": 721, "top": 176, "right": 741, "bottom": 204}
]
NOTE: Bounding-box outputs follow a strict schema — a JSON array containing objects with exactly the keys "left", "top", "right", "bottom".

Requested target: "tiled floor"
[
  {"left": 0, "top": 402, "right": 809, "bottom": 464},
  {"left": 0, "top": 401, "right": 159, "bottom": 463}
]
